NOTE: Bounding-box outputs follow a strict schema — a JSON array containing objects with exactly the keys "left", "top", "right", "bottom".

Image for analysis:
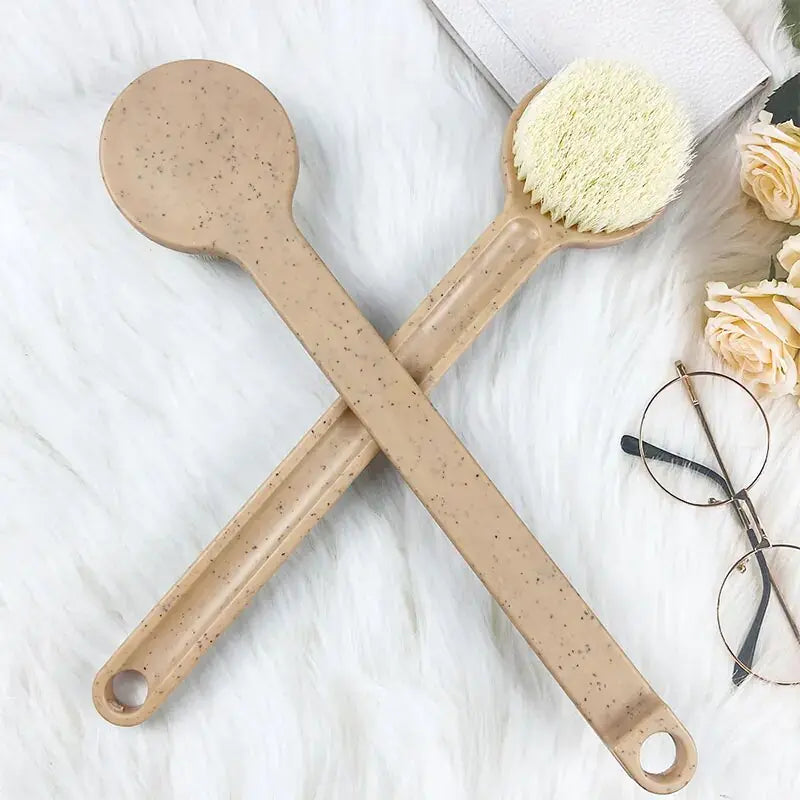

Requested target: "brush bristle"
[{"left": 512, "top": 59, "right": 693, "bottom": 233}]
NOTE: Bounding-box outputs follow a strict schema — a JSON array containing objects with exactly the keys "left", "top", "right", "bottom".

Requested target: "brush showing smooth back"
[{"left": 513, "top": 59, "right": 693, "bottom": 233}]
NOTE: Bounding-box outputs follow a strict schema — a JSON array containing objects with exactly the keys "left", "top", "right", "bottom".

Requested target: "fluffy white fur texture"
[{"left": 1, "top": 1, "right": 799, "bottom": 797}]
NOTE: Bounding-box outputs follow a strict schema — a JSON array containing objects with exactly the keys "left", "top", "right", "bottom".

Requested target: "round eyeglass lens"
[
  {"left": 718, "top": 544, "right": 800, "bottom": 685},
  {"left": 638, "top": 372, "right": 768, "bottom": 506}
]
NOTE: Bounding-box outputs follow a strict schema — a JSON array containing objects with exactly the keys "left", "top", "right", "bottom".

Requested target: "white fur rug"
[{"left": 2, "top": 1, "right": 799, "bottom": 797}]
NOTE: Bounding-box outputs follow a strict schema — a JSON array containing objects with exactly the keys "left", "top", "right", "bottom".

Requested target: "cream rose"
[
  {"left": 777, "top": 232, "right": 800, "bottom": 287},
  {"left": 738, "top": 111, "right": 800, "bottom": 225},
  {"left": 705, "top": 279, "right": 800, "bottom": 397}
]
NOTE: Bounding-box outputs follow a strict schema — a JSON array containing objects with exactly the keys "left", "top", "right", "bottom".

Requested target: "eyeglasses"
[{"left": 622, "top": 360, "right": 800, "bottom": 686}]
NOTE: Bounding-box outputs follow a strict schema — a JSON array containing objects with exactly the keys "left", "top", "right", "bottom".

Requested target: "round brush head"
[{"left": 513, "top": 59, "right": 693, "bottom": 234}]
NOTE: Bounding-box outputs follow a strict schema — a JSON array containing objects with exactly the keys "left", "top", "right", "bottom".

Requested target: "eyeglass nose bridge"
[{"left": 731, "top": 488, "right": 771, "bottom": 549}]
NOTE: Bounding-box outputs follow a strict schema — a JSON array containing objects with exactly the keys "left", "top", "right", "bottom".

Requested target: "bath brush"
[{"left": 95, "top": 60, "right": 694, "bottom": 792}]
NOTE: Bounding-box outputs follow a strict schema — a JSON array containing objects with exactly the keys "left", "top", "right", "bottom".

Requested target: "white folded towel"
[{"left": 425, "top": 0, "right": 769, "bottom": 138}]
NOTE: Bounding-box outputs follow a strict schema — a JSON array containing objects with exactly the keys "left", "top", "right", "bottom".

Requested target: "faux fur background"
[{"left": 2, "top": 1, "right": 799, "bottom": 797}]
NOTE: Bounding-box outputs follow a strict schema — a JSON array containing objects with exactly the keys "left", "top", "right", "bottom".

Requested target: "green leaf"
[
  {"left": 764, "top": 72, "right": 800, "bottom": 125},
  {"left": 784, "top": 0, "right": 800, "bottom": 49}
]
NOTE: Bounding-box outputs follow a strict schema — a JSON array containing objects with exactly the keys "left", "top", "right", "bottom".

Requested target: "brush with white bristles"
[{"left": 513, "top": 59, "right": 693, "bottom": 233}]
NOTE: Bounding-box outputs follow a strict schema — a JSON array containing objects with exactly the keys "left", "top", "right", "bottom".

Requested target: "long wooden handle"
[{"left": 95, "top": 210, "right": 694, "bottom": 792}]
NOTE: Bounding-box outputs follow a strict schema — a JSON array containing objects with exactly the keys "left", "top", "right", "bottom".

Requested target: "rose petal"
[
  {"left": 773, "top": 297, "right": 800, "bottom": 340},
  {"left": 705, "top": 296, "right": 800, "bottom": 345}
]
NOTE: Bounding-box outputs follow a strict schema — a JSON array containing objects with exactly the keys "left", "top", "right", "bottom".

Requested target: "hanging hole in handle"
[
  {"left": 109, "top": 670, "right": 149, "bottom": 711},
  {"left": 640, "top": 731, "right": 678, "bottom": 776}
]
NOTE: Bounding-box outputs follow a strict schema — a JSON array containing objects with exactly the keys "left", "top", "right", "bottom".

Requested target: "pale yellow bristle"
[{"left": 512, "top": 59, "right": 693, "bottom": 233}]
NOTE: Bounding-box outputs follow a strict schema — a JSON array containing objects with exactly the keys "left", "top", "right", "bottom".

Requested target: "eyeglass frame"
[{"left": 622, "top": 360, "right": 800, "bottom": 687}]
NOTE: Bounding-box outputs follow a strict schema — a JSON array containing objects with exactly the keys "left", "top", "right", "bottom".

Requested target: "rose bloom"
[
  {"left": 738, "top": 111, "right": 800, "bottom": 225},
  {"left": 705, "top": 279, "right": 800, "bottom": 397}
]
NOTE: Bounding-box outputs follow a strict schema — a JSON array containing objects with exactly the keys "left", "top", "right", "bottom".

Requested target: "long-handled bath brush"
[{"left": 95, "top": 60, "right": 694, "bottom": 793}]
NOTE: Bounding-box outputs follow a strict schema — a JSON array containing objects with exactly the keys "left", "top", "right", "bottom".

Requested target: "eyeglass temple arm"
[
  {"left": 619, "top": 435, "right": 765, "bottom": 683},
  {"left": 733, "top": 549, "right": 772, "bottom": 686},
  {"left": 620, "top": 435, "right": 731, "bottom": 492}
]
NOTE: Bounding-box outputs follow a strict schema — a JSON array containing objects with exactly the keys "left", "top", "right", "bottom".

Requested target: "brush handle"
[
  {"left": 94, "top": 210, "right": 694, "bottom": 793},
  {"left": 253, "top": 218, "right": 695, "bottom": 795}
]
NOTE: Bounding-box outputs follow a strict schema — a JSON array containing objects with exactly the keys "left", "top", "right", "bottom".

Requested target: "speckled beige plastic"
[{"left": 95, "top": 60, "right": 695, "bottom": 793}]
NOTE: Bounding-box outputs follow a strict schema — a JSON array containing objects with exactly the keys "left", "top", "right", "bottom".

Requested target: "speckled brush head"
[{"left": 512, "top": 59, "right": 693, "bottom": 234}]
